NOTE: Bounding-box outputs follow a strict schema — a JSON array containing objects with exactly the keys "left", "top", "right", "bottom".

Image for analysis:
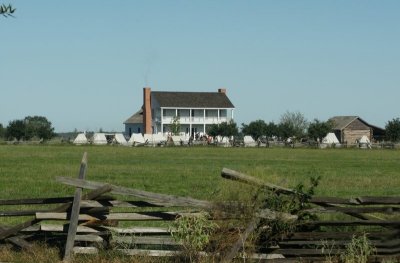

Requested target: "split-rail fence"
[{"left": 0, "top": 153, "right": 399, "bottom": 262}]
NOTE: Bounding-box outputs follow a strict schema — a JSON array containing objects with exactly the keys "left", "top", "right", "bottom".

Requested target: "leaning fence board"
[
  {"left": 40, "top": 224, "right": 99, "bottom": 233},
  {"left": 304, "top": 220, "right": 400, "bottom": 226},
  {"left": 117, "top": 249, "right": 179, "bottom": 257},
  {"left": 221, "top": 168, "right": 297, "bottom": 195},
  {"left": 282, "top": 231, "right": 400, "bottom": 240},
  {"left": 75, "top": 234, "right": 104, "bottom": 243},
  {"left": 0, "top": 196, "right": 74, "bottom": 205},
  {"left": 306, "top": 206, "right": 400, "bottom": 214},
  {"left": 0, "top": 209, "right": 50, "bottom": 217},
  {"left": 112, "top": 236, "right": 177, "bottom": 246},
  {"left": 64, "top": 152, "right": 88, "bottom": 262},
  {"left": 104, "top": 226, "right": 171, "bottom": 234},
  {"left": 80, "top": 200, "right": 169, "bottom": 208},
  {"left": 278, "top": 239, "right": 400, "bottom": 248},
  {"left": 56, "top": 176, "right": 212, "bottom": 209},
  {"left": 222, "top": 216, "right": 261, "bottom": 263},
  {"left": 356, "top": 196, "right": 400, "bottom": 205},
  {"left": 36, "top": 211, "right": 203, "bottom": 221}
]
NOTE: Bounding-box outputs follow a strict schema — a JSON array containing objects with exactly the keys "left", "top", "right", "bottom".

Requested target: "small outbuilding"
[{"left": 329, "top": 116, "right": 385, "bottom": 144}]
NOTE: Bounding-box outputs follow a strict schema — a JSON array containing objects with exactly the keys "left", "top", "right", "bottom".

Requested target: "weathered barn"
[{"left": 329, "top": 116, "right": 385, "bottom": 144}]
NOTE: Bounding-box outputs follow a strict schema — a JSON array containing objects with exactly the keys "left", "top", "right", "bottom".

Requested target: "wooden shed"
[{"left": 329, "top": 116, "right": 372, "bottom": 144}]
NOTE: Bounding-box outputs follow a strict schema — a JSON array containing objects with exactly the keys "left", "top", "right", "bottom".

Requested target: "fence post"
[{"left": 63, "top": 152, "right": 88, "bottom": 262}]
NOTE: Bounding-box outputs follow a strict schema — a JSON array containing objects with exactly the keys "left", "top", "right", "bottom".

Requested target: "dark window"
[
  {"left": 138, "top": 127, "right": 141, "bottom": 133},
  {"left": 129, "top": 128, "right": 132, "bottom": 136}
]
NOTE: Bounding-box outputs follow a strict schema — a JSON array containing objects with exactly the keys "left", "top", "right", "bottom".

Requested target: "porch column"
[
  {"left": 189, "top": 108, "right": 192, "bottom": 136},
  {"left": 203, "top": 109, "right": 206, "bottom": 133},
  {"left": 161, "top": 108, "right": 164, "bottom": 134}
]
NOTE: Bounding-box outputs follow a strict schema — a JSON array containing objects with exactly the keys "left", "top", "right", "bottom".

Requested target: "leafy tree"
[
  {"left": 170, "top": 115, "right": 181, "bottom": 135},
  {"left": 207, "top": 123, "right": 219, "bottom": 139},
  {"left": 0, "top": 4, "right": 15, "bottom": 17},
  {"left": 385, "top": 118, "right": 400, "bottom": 142},
  {"left": 5, "top": 116, "right": 55, "bottom": 141},
  {"left": 219, "top": 120, "right": 238, "bottom": 140},
  {"left": 307, "top": 119, "right": 334, "bottom": 141},
  {"left": 0, "top": 123, "right": 5, "bottom": 138},
  {"left": 5, "top": 120, "right": 26, "bottom": 140},
  {"left": 277, "top": 122, "right": 295, "bottom": 140},
  {"left": 265, "top": 121, "right": 279, "bottom": 138},
  {"left": 207, "top": 121, "right": 238, "bottom": 141},
  {"left": 24, "top": 116, "right": 55, "bottom": 140},
  {"left": 242, "top": 120, "right": 267, "bottom": 141},
  {"left": 279, "top": 111, "right": 308, "bottom": 139}
]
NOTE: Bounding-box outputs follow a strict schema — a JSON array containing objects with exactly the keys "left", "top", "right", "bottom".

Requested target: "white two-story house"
[{"left": 124, "top": 87, "right": 235, "bottom": 136}]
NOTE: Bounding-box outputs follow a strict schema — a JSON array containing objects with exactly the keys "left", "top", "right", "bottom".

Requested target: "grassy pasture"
[
  {"left": 0, "top": 145, "right": 399, "bottom": 201},
  {"left": 0, "top": 145, "right": 399, "bottom": 262}
]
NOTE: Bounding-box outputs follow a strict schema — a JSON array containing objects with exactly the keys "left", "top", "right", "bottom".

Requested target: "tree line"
[
  {"left": 1, "top": 113, "right": 400, "bottom": 143},
  {"left": 206, "top": 111, "right": 400, "bottom": 143},
  {"left": 0, "top": 116, "right": 55, "bottom": 141}
]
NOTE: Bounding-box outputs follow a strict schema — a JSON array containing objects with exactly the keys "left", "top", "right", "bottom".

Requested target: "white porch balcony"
[{"left": 161, "top": 116, "right": 230, "bottom": 124}]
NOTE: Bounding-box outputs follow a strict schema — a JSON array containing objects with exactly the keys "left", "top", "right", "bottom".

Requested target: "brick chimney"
[
  {"left": 218, "top": 88, "right": 226, "bottom": 94},
  {"left": 143, "top": 87, "right": 152, "bottom": 134}
]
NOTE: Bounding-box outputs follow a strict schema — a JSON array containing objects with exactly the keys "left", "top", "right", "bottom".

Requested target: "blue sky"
[{"left": 1, "top": 1, "right": 399, "bottom": 132}]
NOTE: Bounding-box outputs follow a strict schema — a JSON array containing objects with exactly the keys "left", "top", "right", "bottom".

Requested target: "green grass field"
[
  {"left": 0, "top": 145, "right": 399, "bottom": 262},
  {"left": 0, "top": 145, "right": 399, "bottom": 201}
]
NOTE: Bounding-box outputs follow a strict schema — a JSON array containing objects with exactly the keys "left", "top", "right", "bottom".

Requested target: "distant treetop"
[{"left": 0, "top": 4, "right": 15, "bottom": 17}]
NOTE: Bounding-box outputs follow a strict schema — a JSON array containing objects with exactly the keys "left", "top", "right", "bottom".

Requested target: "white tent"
[
  {"left": 92, "top": 133, "right": 107, "bottom": 145},
  {"left": 113, "top": 133, "right": 128, "bottom": 145},
  {"left": 243, "top": 135, "right": 257, "bottom": 147},
  {"left": 216, "top": 136, "right": 230, "bottom": 147},
  {"left": 358, "top": 135, "right": 371, "bottom": 149},
  {"left": 73, "top": 133, "right": 88, "bottom": 145},
  {"left": 128, "top": 133, "right": 146, "bottom": 146},
  {"left": 322, "top": 133, "right": 340, "bottom": 144},
  {"left": 171, "top": 135, "right": 188, "bottom": 146},
  {"left": 153, "top": 133, "right": 167, "bottom": 144},
  {"left": 143, "top": 133, "right": 167, "bottom": 146},
  {"left": 359, "top": 135, "right": 370, "bottom": 144}
]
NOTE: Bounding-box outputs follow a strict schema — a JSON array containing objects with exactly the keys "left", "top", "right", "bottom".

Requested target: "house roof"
[
  {"left": 124, "top": 109, "right": 143, "bottom": 124},
  {"left": 151, "top": 91, "right": 235, "bottom": 108},
  {"left": 329, "top": 116, "right": 360, "bottom": 130}
]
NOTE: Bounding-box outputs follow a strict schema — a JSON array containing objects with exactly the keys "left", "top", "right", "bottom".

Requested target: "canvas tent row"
[
  {"left": 92, "top": 133, "right": 107, "bottom": 145},
  {"left": 73, "top": 133, "right": 88, "bottom": 145}
]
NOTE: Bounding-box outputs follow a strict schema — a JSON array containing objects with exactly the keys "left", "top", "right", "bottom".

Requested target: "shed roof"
[
  {"left": 151, "top": 91, "right": 235, "bottom": 108},
  {"left": 329, "top": 116, "right": 361, "bottom": 130},
  {"left": 329, "top": 116, "right": 386, "bottom": 131},
  {"left": 124, "top": 109, "right": 143, "bottom": 124}
]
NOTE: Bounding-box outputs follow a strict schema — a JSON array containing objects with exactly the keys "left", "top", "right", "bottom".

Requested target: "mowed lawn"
[{"left": 0, "top": 145, "right": 399, "bottom": 202}]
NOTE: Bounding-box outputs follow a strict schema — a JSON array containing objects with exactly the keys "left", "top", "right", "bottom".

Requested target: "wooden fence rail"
[{"left": 0, "top": 154, "right": 399, "bottom": 262}]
